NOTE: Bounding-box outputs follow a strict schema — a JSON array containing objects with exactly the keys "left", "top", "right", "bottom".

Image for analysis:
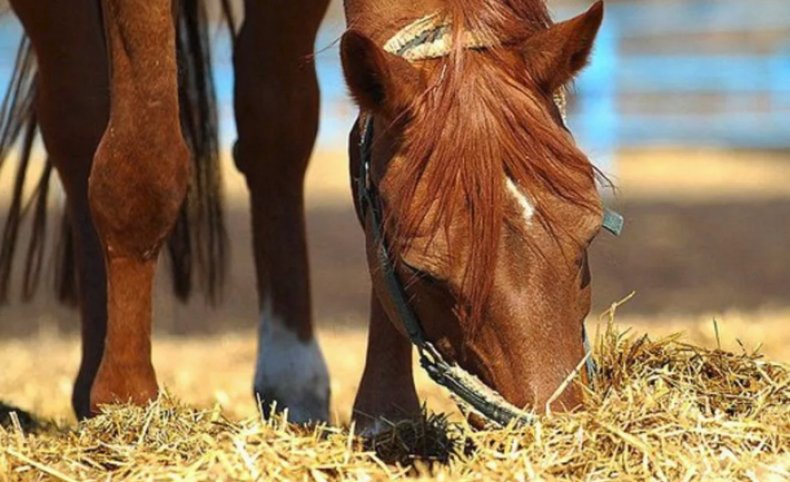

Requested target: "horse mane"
[
  {"left": 388, "top": 0, "right": 599, "bottom": 326},
  {"left": 0, "top": 0, "right": 231, "bottom": 305}
]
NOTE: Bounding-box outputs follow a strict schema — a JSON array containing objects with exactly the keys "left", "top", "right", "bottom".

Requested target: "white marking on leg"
[
  {"left": 505, "top": 177, "right": 535, "bottom": 225},
  {"left": 254, "top": 297, "right": 330, "bottom": 423}
]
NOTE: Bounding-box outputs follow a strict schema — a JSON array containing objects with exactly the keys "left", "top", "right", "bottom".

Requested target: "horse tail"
[
  {"left": 173, "top": 0, "right": 230, "bottom": 303},
  {"left": 0, "top": 36, "right": 46, "bottom": 304},
  {"left": 0, "top": 0, "right": 231, "bottom": 306}
]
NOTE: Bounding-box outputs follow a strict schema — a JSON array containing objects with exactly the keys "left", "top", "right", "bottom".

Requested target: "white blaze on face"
[
  {"left": 254, "top": 298, "right": 330, "bottom": 423},
  {"left": 505, "top": 177, "right": 535, "bottom": 225}
]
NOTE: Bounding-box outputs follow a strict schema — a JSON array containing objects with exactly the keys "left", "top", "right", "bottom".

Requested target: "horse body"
[{"left": 1, "top": 0, "right": 608, "bottom": 430}]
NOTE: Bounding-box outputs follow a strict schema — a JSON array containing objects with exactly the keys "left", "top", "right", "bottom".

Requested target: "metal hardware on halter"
[
  {"left": 355, "top": 114, "right": 623, "bottom": 428},
  {"left": 602, "top": 208, "right": 624, "bottom": 236}
]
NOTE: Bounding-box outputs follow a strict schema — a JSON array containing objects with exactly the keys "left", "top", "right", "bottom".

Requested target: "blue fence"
[
  {"left": 2, "top": 1, "right": 788, "bottom": 170},
  {"left": 566, "top": 0, "right": 790, "bottom": 171}
]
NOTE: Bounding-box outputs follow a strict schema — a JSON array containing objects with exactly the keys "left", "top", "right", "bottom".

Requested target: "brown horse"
[
  {"left": 1, "top": 0, "right": 610, "bottom": 430},
  {"left": 1, "top": 0, "right": 330, "bottom": 422},
  {"left": 341, "top": 0, "right": 609, "bottom": 431}
]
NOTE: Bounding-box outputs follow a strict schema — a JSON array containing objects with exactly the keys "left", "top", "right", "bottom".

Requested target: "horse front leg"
[
  {"left": 353, "top": 292, "right": 420, "bottom": 434},
  {"left": 88, "top": 0, "right": 189, "bottom": 412},
  {"left": 233, "top": 0, "right": 330, "bottom": 423}
]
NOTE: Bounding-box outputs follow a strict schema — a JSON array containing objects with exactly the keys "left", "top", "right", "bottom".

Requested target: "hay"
[{"left": 1, "top": 324, "right": 788, "bottom": 481}]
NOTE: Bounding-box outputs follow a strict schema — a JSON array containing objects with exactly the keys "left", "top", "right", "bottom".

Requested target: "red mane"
[{"left": 387, "top": 0, "right": 600, "bottom": 327}]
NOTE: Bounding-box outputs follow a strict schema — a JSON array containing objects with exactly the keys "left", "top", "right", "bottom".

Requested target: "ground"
[
  {"left": 1, "top": 148, "right": 789, "bottom": 479},
  {"left": 1, "top": 321, "right": 788, "bottom": 480},
  {"left": 1, "top": 313, "right": 789, "bottom": 424}
]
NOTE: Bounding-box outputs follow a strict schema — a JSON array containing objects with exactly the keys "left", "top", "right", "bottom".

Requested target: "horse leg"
[
  {"left": 87, "top": 0, "right": 189, "bottom": 412},
  {"left": 8, "top": 0, "right": 110, "bottom": 419},
  {"left": 352, "top": 293, "right": 420, "bottom": 434},
  {"left": 233, "top": 0, "right": 330, "bottom": 423}
]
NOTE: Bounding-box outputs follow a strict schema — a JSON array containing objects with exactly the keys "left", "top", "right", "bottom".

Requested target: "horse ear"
[
  {"left": 341, "top": 30, "right": 422, "bottom": 117},
  {"left": 519, "top": 1, "right": 604, "bottom": 93}
]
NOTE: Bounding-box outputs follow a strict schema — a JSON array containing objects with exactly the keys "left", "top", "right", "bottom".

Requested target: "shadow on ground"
[{"left": 1, "top": 197, "right": 789, "bottom": 336}]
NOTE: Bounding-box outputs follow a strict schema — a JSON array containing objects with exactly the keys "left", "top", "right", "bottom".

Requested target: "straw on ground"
[{"left": 1, "top": 323, "right": 787, "bottom": 481}]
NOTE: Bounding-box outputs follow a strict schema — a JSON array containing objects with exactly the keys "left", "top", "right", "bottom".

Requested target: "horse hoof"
[
  {"left": 0, "top": 402, "right": 37, "bottom": 431},
  {"left": 253, "top": 317, "right": 330, "bottom": 424},
  {"left": 254, "top": 383, "right": 330, "bottom": 424},
  {"left": 89, "top": 361, "right": 159, "bottom": 415}
]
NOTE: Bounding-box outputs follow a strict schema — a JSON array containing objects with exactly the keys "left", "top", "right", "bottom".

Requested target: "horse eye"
[
  {"left": 403, "top": 261, "right": 442, "bottom": 287},
  {"left": 414, "top": 268, "right": 441, "bottom": 286}
]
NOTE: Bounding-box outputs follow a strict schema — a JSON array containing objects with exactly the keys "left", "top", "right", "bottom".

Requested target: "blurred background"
[{"left": 0, "top": 0, "right": 788, "bottom": 420}]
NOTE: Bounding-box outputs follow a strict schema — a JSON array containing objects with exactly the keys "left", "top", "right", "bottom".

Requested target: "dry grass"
[{"left": 1, "top": 315, "right": 788, "bottom": 481}]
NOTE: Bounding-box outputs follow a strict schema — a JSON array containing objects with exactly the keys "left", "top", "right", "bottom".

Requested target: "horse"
[
  {"left": 341, "top": 0, "right": 616, "bottom": 431},
  {"left": 1, "top": 0, "right": 330, "bottom": 422},
  {"left": 0, "top": 0, "right": 614, "bottom": 432}
]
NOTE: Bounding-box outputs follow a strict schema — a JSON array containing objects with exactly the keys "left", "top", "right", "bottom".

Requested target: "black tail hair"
[{"left": 0, "top": 0, "right": 231, "bottom": 305}]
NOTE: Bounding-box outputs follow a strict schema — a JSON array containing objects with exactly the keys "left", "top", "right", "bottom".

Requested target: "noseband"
[{"left": 353, "top": 15, "right": 624, "bottom": 428}]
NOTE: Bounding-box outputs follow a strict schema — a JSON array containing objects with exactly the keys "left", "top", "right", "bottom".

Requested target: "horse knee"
[{"left": 89, "top": 132, "right": 190, "bottom": 259}]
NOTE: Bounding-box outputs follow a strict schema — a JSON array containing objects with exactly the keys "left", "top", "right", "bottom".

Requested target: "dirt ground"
[
  {"left": 2, "top": 148, "right": 789, "bottom": 331},
  {"left": 1, "top": 312, "right": 788, "bottom": 428}
]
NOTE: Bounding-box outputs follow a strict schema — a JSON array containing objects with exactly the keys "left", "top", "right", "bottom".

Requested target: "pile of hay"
[{"left": 1, "top": 324, "right": 788, "bottom": 481}]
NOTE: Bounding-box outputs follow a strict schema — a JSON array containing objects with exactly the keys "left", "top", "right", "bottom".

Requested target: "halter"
[{"left": 353, "top": 15, "right": 624, "bottom": 428}]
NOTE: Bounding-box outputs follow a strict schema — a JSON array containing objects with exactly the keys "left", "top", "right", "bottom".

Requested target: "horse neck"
[
  {"left": 343, "top": 0, "right": 551, "bottom": 42},
  {"left": 343, "top": 0, "right": 445, "bottom": 44}
]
